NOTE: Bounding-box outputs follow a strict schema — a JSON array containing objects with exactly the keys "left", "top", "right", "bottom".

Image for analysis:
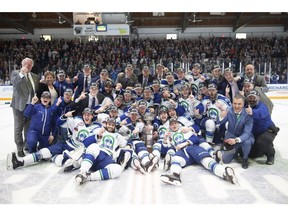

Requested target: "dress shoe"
[
  {"left": 17, "top": 149, "right": 25, "bottom": 157},
  {"left": 242, "top": 158, "right": 249, "bottom": 169},
  {"left": 266, "top": 155, "right": 275, "bottom": 165}
]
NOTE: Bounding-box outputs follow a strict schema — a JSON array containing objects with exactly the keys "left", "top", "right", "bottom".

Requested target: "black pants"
[{"left": 249, "top": 125, "right": 279, "bottom": 158}]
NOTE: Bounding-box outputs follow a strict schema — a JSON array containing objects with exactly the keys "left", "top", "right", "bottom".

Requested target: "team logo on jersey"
[
  {"left": 76, "top": 129, "right": 89, "bottom": 142},
  {"left": 180, "top": 100, "right": 189, "bottom": 112},
  {"left": 172, "top": 132, "right": 185, "bottom": 145},
  {"left": 158, "top": 127, "right": 167, "bottom": 139},
  {"left": 208, "top": 107, "right": 219, "bottom": 120},
  {"left": 100, "top": 135, "right": 115, "bottom": 151}
]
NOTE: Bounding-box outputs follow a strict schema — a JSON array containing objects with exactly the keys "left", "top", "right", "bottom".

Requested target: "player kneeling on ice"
[
  {"left": 160, "top": 118, "right": 238, "bottom": 186},
  {"left": 75, "top": 117, "right": 129, "bottom": 185},
  {"left": 6, "top": 108, "right": 101, "bottom": 171}
]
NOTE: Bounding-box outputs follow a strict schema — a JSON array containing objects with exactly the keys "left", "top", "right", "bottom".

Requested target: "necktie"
[
  {"left": 143, "top": 78, "right": 147, "bottom": 87},
  {"left": 91, "top": 97, "right": 96, "bottom": 108},
  {"left": 59, "top": 83, "right": 62, "bottom": 96},
  {"left": 84, "top": 76, "right": 88, "bottom": 92},
  {"left": 26, "top": 75, "right": 34, "bottom": 96},
  {"left": 236, "top": 113, "right": 240, "bottom": 121}
]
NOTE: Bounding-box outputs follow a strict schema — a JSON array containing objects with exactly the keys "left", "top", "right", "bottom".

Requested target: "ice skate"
[
  {"left": 63, "top": 159, "right": 80, "bottom": 173},
  {"left": 160, "top": 172, "right": 182, "bottom": 186},
  {"left": 224, "top": 166, "right": 237, "bottom": 184},
  {"left": 132, "top": 158, "right": 146, "bottom": 174},
  {"left": 145, "top": 155, "right": 159, "bottom": 173},
  {"left": 163, "top": 154, "right": 171, "bottom": 171},
  {"left": 75, "top": 172, "right": 89, "bottom": 185},
  {"left": 214, "top": 150, "right": 223, "bottom": 164},
  {"left": 6, "top": 152, "right": 24, "bottom": 170},
  {"left": 120, "top": 151, "right": 131, "bottom": 170}
]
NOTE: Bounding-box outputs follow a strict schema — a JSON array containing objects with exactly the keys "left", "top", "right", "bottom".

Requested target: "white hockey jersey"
[{"left": 65, "top": 116, "right": 101, "bottom": 149}]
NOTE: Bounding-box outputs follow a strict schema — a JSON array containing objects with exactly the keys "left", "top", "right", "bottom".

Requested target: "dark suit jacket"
[
  {"left": 73, "top": 73, "right": 98, "bottom": 99},
  {"left": 116, "top": 73, "right": 138, "bottom": 89},
  {"left": 244, "top": 74, "right": 268, "bottom": 93},
  {"left": 10, "top": 70, "right": 40, "bottom": 112},
  {"left": 138, "top": 74, "right": 154, "bottom": 87},
  {"left": 36, "top": 82, "right": 59, "bottom": 101},
  {"left": 222, "top": 107, "right": 254, "bottom": 143},
  {"left": 67, "top": 93, "right": 105, "bottom": 117}
]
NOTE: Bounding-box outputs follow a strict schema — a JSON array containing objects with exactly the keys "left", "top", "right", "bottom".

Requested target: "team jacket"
[{"left": 24, "top": 103, "right": 59, "bottom": 136}]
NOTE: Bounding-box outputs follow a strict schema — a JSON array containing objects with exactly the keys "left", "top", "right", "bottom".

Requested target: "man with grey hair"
[{"left": 10, "top": 57, "right": 40, "bottom": 157}]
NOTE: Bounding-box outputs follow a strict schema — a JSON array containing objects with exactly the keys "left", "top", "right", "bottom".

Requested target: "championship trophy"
[{"left": 144, "top": 112, "right": 155, "bottom": 149}]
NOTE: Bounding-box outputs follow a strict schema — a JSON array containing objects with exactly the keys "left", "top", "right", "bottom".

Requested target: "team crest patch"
[
  {"left": 100, "top": 135, "right": 115, "bottom": 150},
  {"left": 172, "top": 132, "right": 185, "bottom": 144},
  {"left": 76, "top": 129, "right": 89, "bottom": 142},
  {"left": 208, "top": 107, "right": 219, "bottom": 120}
]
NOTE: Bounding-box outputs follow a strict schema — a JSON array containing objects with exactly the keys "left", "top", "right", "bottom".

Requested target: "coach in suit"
[
  {"left": 67, "top": 82, "right": 105, "bottom": 117},
  {"left": 138, "top": 66, "right": 154, "bottom": 88},
  {"left": 244, "top": 63, "right": 268, "bottom": 93},
  {"left": 115, "top": 64, "right": 138, "bottom": 89},
  {"left": 10, "top": 58, "right": 40, "bottom": 157},
  {"left": 217, "top": 94, "right": 254, "bottom": 169},
  {"left": 73, "top": 64, "right": 97, "bottom": 99}
]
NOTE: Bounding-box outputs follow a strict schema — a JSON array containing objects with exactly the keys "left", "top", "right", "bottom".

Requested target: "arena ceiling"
[{"left": 0, "top": 12, "right": 287, "bottom": 35}]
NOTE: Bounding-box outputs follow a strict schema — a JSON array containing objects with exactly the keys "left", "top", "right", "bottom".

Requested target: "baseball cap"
[
  {"left": 247, "top": 90, "right": 259, "bottom": 98},
  {"left": 208, "top": 83, "right": 217, "bottom": 90},
  {"left": 143, "top": 86, "right": 152, "bottom": 92},
  {"left": 134, "top": 83, "right": 143, "bottom": 89},
  {"left": 82, "top": 107, "right": 94, "bottom": 115},
  {"left": 159, "top": 106, "right": 168, "bottom": 113},
  {"left": 104, "top": 117, "right": 116, "bottom": 125},
  {"left": 181, "top": 83, "right": 190, "bottom": 90},
  {"left": 161, "top": 86, "right": 170, "bottom": 93},
  {"left": 168, "top": 104, "right": 176, "bottom": 110},
  {"left": 212, "top": 65, "right": 221, "bottom": 71},
  {"left": 169, "top": 117, "right": 179, "bottom": 125},
  {"left": 104, "top": 80, "right": 114, "bottom": 87},
  {"left": 124, "top": 89, "right": 132, "bottom": 95},
  {"left": 41, "top": 91, "right": 51, "bottom": 98},
  {"left": 129, "top": 108, "right": 138, "bottom": 114},
  {"left": 165, "top": 72, "right": 174, "bottom": 78},
  {"left": 176, "top": 67, "right": 185, "bottom": 73},
  {"left": 64, "top": 88, "right": 73, "bottom": 94},
  {"left": 115, "top": 95, "right": 123, "bottom": 101},
  {"left": 90, "top": 82, "right": 98, "bottom": 89},
  {"left": 199, "top": 82, "right": 207, "bottom": 89},
  {"left": 100, "top": 69, "right": 108, "bottom": 74},
  {"left": 193, "top": 63, "right": 201, "bottom": 69},
  {"left": 83, "top": 64, "right": 91, "bottom": 69},
  {"left": 138, "top": 100, "right": 147, "bottom": 107},
  {"left": 142, "top": 66, "right": 149, "bottom": 71},
  {"left": 57, "top": 70, "right": 65, "bottom": 76},
  {"left": 126, "top": 64, "right": 133, "bottom": 69},
  {"left": 243, "top": 78, "right": 254, "bottom": 84},
  {"left": 224, "top": 67, "right": 233, "bottom": 73},
  {"left": 152, "top": 80, "right": 160, "bottom": 85},
  {"left": 109, "top": 105, "right": 118, "bottom": 111}
]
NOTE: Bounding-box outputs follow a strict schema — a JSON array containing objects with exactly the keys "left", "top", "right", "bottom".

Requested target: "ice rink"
[{"left": 0, "top": 99, "right": 288, "bottom": 214}]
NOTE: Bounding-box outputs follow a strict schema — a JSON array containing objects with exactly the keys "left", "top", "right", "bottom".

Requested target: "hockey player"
[
  {"left": 117, "top": 108, "right": 158, "bottom": 174},
  {"left": 198, "top": 82, "right": 231, "bottom": 145},
  {"left": 160, "top": 118, "right": 237, "bottom": 186},
  {"left": 6, "top": 108, "right": 101, "bottom": 170},
  {"left": 151, "top": 117, "right": 200, "bottom": 171},
  {"left": 75, "top": 118, "right": 129, "bottom": 185}
]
